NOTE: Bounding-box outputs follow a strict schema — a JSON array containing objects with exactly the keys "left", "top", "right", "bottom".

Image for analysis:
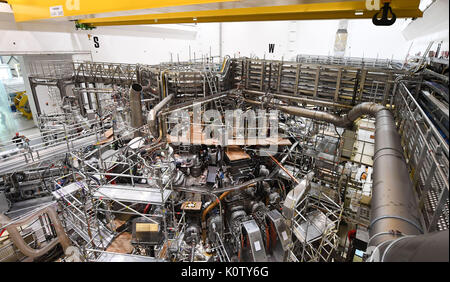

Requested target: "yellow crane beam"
[
  {"left": 76, "top": 0, "right": 422, "bottom": 26},
  {"left": 6, "top": 0, "right": 239, "bottom": 22}
]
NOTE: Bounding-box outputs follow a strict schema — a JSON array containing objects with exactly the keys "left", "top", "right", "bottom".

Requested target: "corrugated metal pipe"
[
  {"left": 244, "top": 97, "right": 448, "bottom": 261},
  {"left": 0, "top": 203, "right": 71, "bottom": 259}
]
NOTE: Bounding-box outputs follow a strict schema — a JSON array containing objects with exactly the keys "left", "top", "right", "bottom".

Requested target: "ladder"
[
  {"left": 204, "top": 70, "right": 224, "bottom": 114},
  {"left": 414, "top": 41, "right": 434, "bottom": 72},
  {"left": 55, "top": 182, "right": 114, "bottom": 251}
]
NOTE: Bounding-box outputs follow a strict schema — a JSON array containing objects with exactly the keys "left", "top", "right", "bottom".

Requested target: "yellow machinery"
[
  {"left": 14, "top": 92, "right": 32, "bottom": 120},
  {"left": 13, "top": 91, "right": 24, "bottom": 107}
]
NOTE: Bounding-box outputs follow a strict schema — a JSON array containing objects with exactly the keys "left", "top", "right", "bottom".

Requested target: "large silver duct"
[
  {"left": 244, "top": 97, "right": 448, "bottom": 261},
  {"left": 370, "top": 109, "right": 423, "bottom": 244},
  {"left": 367, "top": 108, "right": 448, "bottom": 261},
  {"left": 380, "top": 229, "right": 449, "bottom": 262},
  {"left": 273, "top": 102, "right": 385, "bottom": 129},
  {"left": 129, "top": 83, "right": 144, "bottom": 137},
  {"left": 275, "top": 102, "right": 424, "bottom": 243},
  {"left": 244, "top": 97, "right": 384, "bottom": 129},
  {"left": 147, "top": 94, "right": 174, "bottom": 139}
]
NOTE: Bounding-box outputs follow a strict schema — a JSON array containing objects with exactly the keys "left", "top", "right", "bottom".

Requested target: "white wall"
[
  {"left": 346, "top": 19, "right": 411, "bottom": 59},
  {"left": 222, "top": 17, "right": 446, "bottom": 61},
  {"left": 0, "top": 23, "right": 220, "bottom": 65},
  {"left": 2, "top": 1, "right": 448, "bottom": 64},
  {"left": 221, "top": 0, "right": 449, "bottom": 61},
  {"left": 295, "top": 20, "right": 338, "bottom": 58},
  {"left": 75, "top": 23, "right": 221, "bottom": 64},
  {"left": 403, "top": 0, "right": 449, "bottom": 57},
  {"left": 1, "top": 3, "right": 220, "bottom": 64},
  {"left": 221, "top": 21, "right": 291, "bottom": 60},
  {"left": 0, "top": 6, "right": 85, "bottom": 55}
]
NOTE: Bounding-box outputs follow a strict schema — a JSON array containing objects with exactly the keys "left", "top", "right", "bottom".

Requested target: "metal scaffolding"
[
  {"left": 1, "top": 55, "right": 448, "bottom": 262},
  {"left": 288, "top": 187, "right": 343, "bottom": 262}
]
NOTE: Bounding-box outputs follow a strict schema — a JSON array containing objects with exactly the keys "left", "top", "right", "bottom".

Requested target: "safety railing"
[
  {"left": 289, "top": 188, "right": 343, "bottom": 262},
  {"left": 72, "top": 61, "right": 138, "bottom": 85},
  {"left": 52, "top": 179, "right": 114, "bottom": 261},
  {"left": 393, "top": 82, "right": 449, "bottom": 232},
  {"left": 296, "top": 54, "right": 404, "bottom": 70},
  {"left": 0, "top": 119, "right": 109, "bottom": 175},
  {"left": 232, "top": 58, "right": 402, "bottom": 106},
  {"left": 53, "top": 124, "right": 178, "bottom": 260},
  {"left": 27, "top": 60, "right": 74, "bottom": 79}
]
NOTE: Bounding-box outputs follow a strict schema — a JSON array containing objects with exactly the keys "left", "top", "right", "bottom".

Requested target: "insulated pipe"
[
  {"left": 147, "top": 94, "right": 174, "bottom": 139},
  {"left": 244, "top": 98, "right": 384, "bottom": 129},
  {"left": 244, "top": 97, "right": 428, "bottom": 260},
  {"left": 0, "top": 203, "right": 71, "bottom": 259},
  {"left": 381, "top": 230, "right": 449, "bottom": 262},
  {"left": 370, "top": 109, "right": 423, "bottom": 246},
  {"left": 243, "top": 89, "right": 353, "bottom": 109},
  {"left": 219, "top": 56, "right": 230, "bottom": 74},
  {"left": 129, "top": 83, "right": 144, "bottom": 137}
]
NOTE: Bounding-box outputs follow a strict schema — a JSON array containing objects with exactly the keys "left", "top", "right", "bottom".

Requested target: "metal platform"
[
  {"left": 293, "top": 210, "right": 336, "bottom": 244},
  {"left": 52, "top": 181, "right": 87, "bottom": 200},
  {"left": 93, "top": 184, "right": 172, "bottom": 205},
  {"left": 0, "top": 134, "right": 98, "bottom": 175}
]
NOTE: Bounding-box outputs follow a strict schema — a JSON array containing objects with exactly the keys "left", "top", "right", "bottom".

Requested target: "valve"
[{"left": 372, "top": 0, "right": 397, "bottom": 26}]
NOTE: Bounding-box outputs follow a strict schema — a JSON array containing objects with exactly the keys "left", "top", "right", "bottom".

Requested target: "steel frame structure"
[
  {"left": 288, "top": 187, "right": 343, "bottom": 262},
  {"left": 233, "top": 58, "right": 402, "bottom": 106},
  {"left": 50, "top": 124, "right": 184, "bottom": 261},
  {"left": 1, "top": 54, "right": 448, "bottom": 262},
  {"left": 0, "top": 119, "right": 108, "bottom": 175},
  {"left": 394, "top": 83, "right": 449, "bottom": 232}
]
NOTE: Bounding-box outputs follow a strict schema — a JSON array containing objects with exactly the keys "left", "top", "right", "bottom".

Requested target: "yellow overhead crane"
[{"left": 6, "top": 0, "right": 422, "bottom": 26}]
